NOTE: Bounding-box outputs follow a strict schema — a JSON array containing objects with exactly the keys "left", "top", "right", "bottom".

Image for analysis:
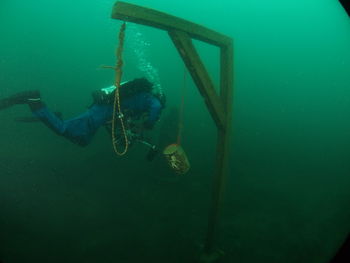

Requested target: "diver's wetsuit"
[{"left": 32, "top": 91, "right": 162, "bottom": 146}]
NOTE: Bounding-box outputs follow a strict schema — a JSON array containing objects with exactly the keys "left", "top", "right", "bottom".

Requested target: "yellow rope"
[{"left": 111, "top": 22, "right": 128, "bottom": 156}]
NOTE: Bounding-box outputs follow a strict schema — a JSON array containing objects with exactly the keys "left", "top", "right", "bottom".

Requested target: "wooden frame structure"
[{"left": 112, "top": 2, "right": 233, "bottom": 261}]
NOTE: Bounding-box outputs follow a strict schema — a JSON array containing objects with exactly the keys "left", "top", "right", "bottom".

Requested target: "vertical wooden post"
[{"left": 203, "top": 43, "right": 234, "bottom": 256}]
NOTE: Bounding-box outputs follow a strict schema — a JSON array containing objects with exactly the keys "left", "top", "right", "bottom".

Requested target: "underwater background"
[{"left": 0, "top": 0, "right": 350, "bottom": 262}]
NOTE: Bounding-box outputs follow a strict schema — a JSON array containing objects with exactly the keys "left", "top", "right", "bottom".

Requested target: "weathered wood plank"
[
  {"left": 220, "top": 43, "right": 234, "bottom": 113},
  {"left": 168, "top": 29, "right": 226, "bottom": 130},
  {"left": 112, "top": 1, "right": 231, "bottom": 48},
  {"left": 204, "top": 43, "right": 234, "bottom": 253}
]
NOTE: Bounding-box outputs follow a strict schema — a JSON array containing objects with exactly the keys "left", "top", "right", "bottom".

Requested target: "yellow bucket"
[{"left": 163, "top": 144, "right": 190, "bottom": 175}]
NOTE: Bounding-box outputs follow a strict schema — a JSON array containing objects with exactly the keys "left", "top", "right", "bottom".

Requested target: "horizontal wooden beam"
[
  {"left": 112, "top": 1, "right": 232, "bottom": 48},
  {"left": 168, "top": 30, "right": 226, "bottom": 130}
]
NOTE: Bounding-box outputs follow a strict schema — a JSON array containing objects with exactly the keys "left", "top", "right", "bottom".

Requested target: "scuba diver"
[{"left": 0, "top": 77, "right": 165, "bottom": 159}]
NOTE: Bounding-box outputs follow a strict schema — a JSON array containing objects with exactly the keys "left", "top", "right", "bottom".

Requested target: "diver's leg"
[
  {"left": 32, "top": 103, "right": 113, "bottom": 146},
  {"left": 0, "top": 90, "right": 113, "bottom": 146}
]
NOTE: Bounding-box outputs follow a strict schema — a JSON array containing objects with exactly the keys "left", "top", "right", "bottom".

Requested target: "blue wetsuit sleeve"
[{"left": 144, "top": 97, "right": 162, "bottom": 129}]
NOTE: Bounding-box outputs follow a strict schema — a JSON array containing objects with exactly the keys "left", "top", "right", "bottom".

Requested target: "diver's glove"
[{"left": 146, "top": 146, "right": 159, "bottom": 161}]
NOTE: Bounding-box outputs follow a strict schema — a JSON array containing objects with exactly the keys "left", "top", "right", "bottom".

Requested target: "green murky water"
[{"left": 0, "top": 0, "right": 349, "bottom": 262}]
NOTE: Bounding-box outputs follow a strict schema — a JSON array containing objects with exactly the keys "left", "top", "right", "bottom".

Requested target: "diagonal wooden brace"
[{"left": 168, "top": 30, "right": 226, "bottom": 130}]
